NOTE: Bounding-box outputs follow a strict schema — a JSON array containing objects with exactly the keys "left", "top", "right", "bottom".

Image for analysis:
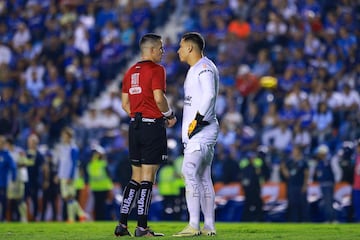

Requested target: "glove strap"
[{"left": 195, "top": 112, "right": 204, "bottom": 122}]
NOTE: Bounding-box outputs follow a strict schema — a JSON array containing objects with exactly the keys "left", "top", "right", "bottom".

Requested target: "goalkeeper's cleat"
[
  {"left": 201, "top": 228, "right": 216, "bottom": 236},
  {"left": 134, "top": 226, "right": 164, "bottom": 237},
  {"left": 173, "top": 225, "right": 201, "bottom": 237},
  {"left": 114, "top": 223, "right": 132, "bottom": 237}
]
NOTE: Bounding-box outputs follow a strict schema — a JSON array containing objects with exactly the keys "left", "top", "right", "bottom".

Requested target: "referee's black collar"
[{"left": 138, "top": 60, "right": 153, "bottom": 64}]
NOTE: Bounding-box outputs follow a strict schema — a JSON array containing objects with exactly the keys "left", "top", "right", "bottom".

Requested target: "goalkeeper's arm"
[{"left": 188, "top": 112, "right": 209, "bottom": 139}]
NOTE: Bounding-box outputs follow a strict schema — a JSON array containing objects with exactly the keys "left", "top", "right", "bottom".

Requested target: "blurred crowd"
[{"left": 0, "top": 0, "right": 360, "bottom": 223}]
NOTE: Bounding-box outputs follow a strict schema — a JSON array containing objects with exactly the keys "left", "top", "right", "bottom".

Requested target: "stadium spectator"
[
  {"left": 0, "top": 107, "right": 18, "bottom": 137},
  {"left": 235, "top": 64, "right": 260, "bottom": 99},
  {"left": 261, "top": 102, "right": 279, "bottom": 130},
  {"left": 157, "top": 159, "right": 183, "bottom": 221},
  {"left": 262, "top": 120, "right": 293, "bottom": 155},
  {"left": 0, "top": 136, "right": 16, "bottom": 222},
  {"left": 25, "top": 133, "right": 44, "bottom": 221},
  {"left": 87, "top": 145, "right": 113, "bottom": 221},
  {"left": 251, "top": 49, "right": 272, "bottom": 77},
  {"left": 41, "top": 151, "right": 59, "bottom": 222},
  {"left": 0, "top": 42, "right": 12, "bottom": 65},
  {"left": 12, "top": 22, "right": 31, "bottom": 51},
  {"left": 54, "top": 127, "right": 88, "bottom": 223},
  {"left": 292, "top": 122, "right": 312, "bottom": 155},
  {"left": 221, "top": 100, "right": 243, "bottom": 131},
  {"left": 311, "top": 102, "right": 333, "bottom": 146},
  {"left": 353, "top": 140, "right": 360, "bottom": 222},
  {"left": 98, "top": 106, "right": 121, "bottom": 130},
  {"left": 312, "top": 144, "right": 336, "bottom": 222},
  {"left": 239, "top": 152, "right": 266, "bottom": 222},
  {"left": 228, "top": 16, "right": 250, "bottom": 39},
  {"left": 6, "top": 137, "right": 30, "bottom": 222},
  {"left": 281, "top": 145, "right": 309, "bottom": 222}
]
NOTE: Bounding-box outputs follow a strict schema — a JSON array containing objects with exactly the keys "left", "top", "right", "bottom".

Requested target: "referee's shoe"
[
  {"left": 114, "top": 224, "right": 131, "bottom": 237},
  {"left": 173, "top": 225, "right": 201, "bottom": 237},
  {"left": 134, "top": 226, "right": 164, "bottom": 237}
]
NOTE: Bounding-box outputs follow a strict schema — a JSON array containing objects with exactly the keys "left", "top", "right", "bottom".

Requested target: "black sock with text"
[
  {"left": 137, "top": 181, "right": 153, "bottom": 228},
  {"left": 119, "top": 179, "right": 140, "bottom": 225}
]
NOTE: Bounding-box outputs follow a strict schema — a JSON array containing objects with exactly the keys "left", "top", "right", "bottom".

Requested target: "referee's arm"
[
  {"left": 121, "top": 92, "right": 131, "bottom": 115},
  {"left": 153, "top": 89, "right": 171, "bottom": 113},
  {"left": 154, "top": 89, "right": 176, "bottom": 127}
]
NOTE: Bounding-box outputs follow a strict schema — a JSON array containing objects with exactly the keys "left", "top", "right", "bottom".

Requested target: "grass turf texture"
[{"left": 1, "top": 222, "right": 359, "bottom": 240}]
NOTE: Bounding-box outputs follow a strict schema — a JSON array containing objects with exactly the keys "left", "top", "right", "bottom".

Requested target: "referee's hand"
[{"left": 165, "top": 116, "right": 177, "bottom": 128}]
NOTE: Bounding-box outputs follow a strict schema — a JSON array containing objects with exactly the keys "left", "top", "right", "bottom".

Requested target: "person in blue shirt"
[
  {"left": 0, "top": 135, "right": 17, "bottom": 221},
  {"left": 313, "top": 144, "right": 335, "bottom": 222}
]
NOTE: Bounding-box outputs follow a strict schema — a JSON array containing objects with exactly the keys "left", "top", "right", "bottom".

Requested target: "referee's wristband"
[{"left": 162, "top": 109, "right": 175, "bottom": 120}]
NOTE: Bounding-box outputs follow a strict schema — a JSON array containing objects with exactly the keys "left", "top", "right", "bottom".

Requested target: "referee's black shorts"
[{"left": 128, "top": 117, "right": 167, "bottom": 166}]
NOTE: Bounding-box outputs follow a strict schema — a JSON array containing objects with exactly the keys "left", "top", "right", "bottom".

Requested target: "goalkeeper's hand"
[{"left": 188, "top": 112, "right": 209, "bottom": 139}]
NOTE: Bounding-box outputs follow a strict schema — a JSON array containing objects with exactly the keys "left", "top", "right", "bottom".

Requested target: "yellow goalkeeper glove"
[{"left": 188, "top": 112, "right": 209, "bottom": 139}]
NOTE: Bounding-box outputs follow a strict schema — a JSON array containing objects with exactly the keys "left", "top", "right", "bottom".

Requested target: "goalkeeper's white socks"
[
  {"left": 182, "top": 143, "right": 216, "bottom": 231},
  {"left": 183, "top": 150, "right": 202, "bottom": 230},
  {"left": 200, "top": 165, "right": 216, "bottom": 231}
]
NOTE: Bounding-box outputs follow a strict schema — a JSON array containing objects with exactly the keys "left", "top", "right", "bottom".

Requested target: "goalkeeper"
[{"left": 173, "top": 32, "right": 219, "bottom": 237}]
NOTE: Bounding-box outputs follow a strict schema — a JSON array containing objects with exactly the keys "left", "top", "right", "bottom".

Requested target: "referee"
[{"left": 114, "top": 33, "right": 177, "bottom": 237}]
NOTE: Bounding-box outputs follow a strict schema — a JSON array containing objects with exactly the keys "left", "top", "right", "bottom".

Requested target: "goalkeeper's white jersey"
[{"left": 182, "top": 57, "right": 220, "bottom": 144}]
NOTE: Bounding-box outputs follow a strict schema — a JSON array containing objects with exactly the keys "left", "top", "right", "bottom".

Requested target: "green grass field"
[{"left": 1, "top": 221, "right": 359, "bottom": 240}]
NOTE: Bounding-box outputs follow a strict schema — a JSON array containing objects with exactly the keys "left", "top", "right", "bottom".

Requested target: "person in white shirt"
[
  {"left": 173, "top": 32, "right": 219, "bottom": 237},
  {"left": 0, "top": 42, "right": 12, "bottom": 65},
  {"left": 12, "top": 22, "right": 31, "bottom": 50},
  {"left": 341, "top": 84, "right": 360, "bottom": 113},
  {"left": 54, "top": 127, "right": 88, "bottom": 223},
  {"left": 262, "top": 120, "right": 293, "bottom": 153},
  {"left": 98, "top": 106, "right": 120, "bottom": 129}
]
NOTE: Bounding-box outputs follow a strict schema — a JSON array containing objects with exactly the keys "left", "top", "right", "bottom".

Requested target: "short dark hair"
[
  {"left": 181, "top": 32, "right": 205, "bottom": 51},
  {"left": 139, "top": 33, "right": 162, "bottom": 47},
  {"left": 5, "top": 136, "right": 14, "bottom": 145}
]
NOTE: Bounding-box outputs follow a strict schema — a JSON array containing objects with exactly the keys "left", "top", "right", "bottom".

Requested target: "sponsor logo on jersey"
[
  {"left": 184, "top": 95, "right": 192, "bottom": 106},
  {"left": 199, "top": 69, "right": 213, "bottom": 76},
  {"left": 131, "top": 73, "right": 139, "bottom": 85},
  {"left": 129, "top": 86, "right": 142, "bottom": 95}
]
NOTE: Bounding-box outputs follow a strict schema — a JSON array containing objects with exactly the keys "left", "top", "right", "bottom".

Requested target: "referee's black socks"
[
  {"left": 119, "top": 179, "right": 140, "bottom": 225},
  {"left": 137, "top": 181, "right": 153, "bottom": 228}
]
